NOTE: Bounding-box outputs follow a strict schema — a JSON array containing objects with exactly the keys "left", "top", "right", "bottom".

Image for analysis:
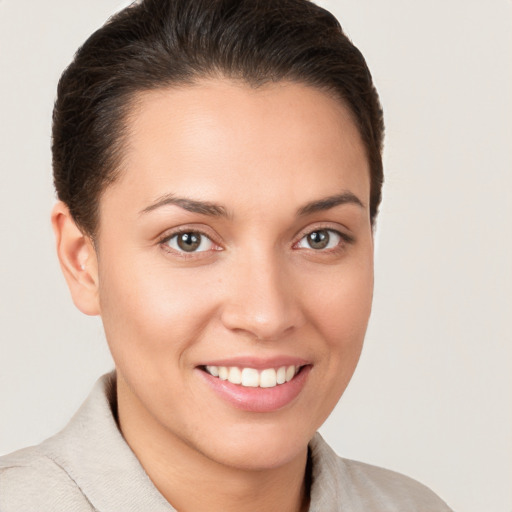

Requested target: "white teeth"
[
  {"left": 260, "top": 368, "right": 277, "bottom": 388},
  {"left": 206, "top": 365, "right": 219, "bottom": 377},
  {"left": 228, "top": 367, "right": 242, "bottom": 385},
  {"left": 204, "top": 364, "right": 302, "bottom": 388},
  {"left": 241, "top": 368, "right": 259, "bottom": 387},
  {"left": 276, "top": 366, "right": 286, "bottom": 385}
]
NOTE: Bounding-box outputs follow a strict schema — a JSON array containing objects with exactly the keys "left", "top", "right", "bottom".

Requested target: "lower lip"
[{"left": 197, "top": 366, "right": 312, "bottom": 413}]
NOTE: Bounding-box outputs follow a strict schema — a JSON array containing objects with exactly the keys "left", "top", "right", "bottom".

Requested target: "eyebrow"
[
  {"left": 139, "top": 194, "right": 228, "bottom": 217},
  {"left": 140, "top": 190, "right": 364, "bottom": 218},
  {"left": 297, "top": 192, "right": 365, "bottom": 216}
]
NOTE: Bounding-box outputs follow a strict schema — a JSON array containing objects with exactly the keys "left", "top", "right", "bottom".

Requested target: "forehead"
[{"left": 103, "top": 79, "right": 370, "bottom": 217}]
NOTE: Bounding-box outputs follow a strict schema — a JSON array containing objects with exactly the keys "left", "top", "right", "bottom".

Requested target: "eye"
[
  {"left": 164, "top": 231, "right": 214, "bottom": 253},
  {"left": 296, "top": 229, "right": 343, "bottom": 250}
]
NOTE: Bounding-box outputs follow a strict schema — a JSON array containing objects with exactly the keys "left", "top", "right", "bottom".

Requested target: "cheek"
[
  {"left": 283, "top": 252, "right": 373, "bottom": 431},
  {"left": 97, "top": 256, "right": 218, "bottom": 371},
  {"left": 303, "top": 251, "right": 373, "bottom": 391},
  {"left": 306, "top": 257, "right": 373, "bottom": 346}
]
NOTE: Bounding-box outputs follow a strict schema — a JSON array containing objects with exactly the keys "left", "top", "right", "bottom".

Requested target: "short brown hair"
[{"left": 52, "top": 0, "right": 384, "bottom": 237}]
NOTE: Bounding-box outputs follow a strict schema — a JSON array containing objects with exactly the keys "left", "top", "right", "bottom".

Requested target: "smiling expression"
[{"left": 91, "top": 79, "right": 374, "bottom": 471}]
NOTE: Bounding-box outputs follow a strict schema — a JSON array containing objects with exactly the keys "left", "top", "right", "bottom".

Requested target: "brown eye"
[
  {"left": 178, "top": 232, "right": 201, "bottom": 251},
  {"left": 165, "top": 232, "right": 214, "bottom": 253},
  {"left": 296, "top": 229, "right": 342, "bottom": 251},
  {"left": 307, "top": 230, "right": 330, "bottom": 249}
]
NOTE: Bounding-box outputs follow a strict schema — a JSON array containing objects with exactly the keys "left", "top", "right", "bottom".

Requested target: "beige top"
[{"left": 0, "top": 373, "right": 452, "bottom": 511}]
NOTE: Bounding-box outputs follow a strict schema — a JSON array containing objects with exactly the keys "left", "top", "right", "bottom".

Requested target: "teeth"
[
  {"left": 260, "top": 368, "right": 277, "bottom": 388},
  {"left": 206, "top": 365, "right": 219, "bottom": 377},
  {"left": 205, "top": 365, "right": 301, "bottom": 388},
  {"left": 241, "top": 368, "right": 259, "bottom": 387},
  {"left": 228, "top": 366, "right": 242, "bottom": 384}
]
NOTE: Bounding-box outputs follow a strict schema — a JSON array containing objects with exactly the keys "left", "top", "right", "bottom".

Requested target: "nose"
[{"left": 220, "top": 250, "right": 304, "bottom": 341}]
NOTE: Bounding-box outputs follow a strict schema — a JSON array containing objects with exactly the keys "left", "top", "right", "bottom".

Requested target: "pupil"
[
  {"left": 178, "top": 232, "right": 201, "bottom": 252},
  {"left": 308, "top": 230, "right": 329, "bottom": 249}
]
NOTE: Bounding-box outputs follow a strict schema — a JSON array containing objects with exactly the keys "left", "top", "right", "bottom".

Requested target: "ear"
[{"left": 51, "top": 201, "right": 100, "bottom": 316}]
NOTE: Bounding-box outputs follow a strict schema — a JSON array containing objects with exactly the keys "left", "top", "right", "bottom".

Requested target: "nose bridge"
[{"left": 220, "top": 245, "right": 301, "bottom": 340}]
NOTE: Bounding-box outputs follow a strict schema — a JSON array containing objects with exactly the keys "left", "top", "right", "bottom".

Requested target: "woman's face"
[{"left": 94, "top": 79, "right": 374, "bottom": 470}]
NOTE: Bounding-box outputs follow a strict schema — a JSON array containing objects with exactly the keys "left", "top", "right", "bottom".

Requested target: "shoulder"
[
  {"left": 0, "top": 444, "right": 94, "bottom": 512},
  {"left": 309, "top": 434, "right": 453, "bottom": 512},
  {"left": 337, "top": 457, "right": 452, "bottom": 511}
]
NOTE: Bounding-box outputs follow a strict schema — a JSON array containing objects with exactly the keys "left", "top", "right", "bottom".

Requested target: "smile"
[
  {"left": 204, "top": 365, "right": 302, "bottom": 388},
  {"left": 198, "top": 361, "right": 311, "bottom": 412}
]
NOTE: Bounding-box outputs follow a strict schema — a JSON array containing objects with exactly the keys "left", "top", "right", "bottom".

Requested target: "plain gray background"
[{"left": 1, "top": 1, "right": 511, "bottom": 511}]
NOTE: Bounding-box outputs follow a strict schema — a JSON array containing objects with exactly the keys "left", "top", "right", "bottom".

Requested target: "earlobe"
[{"left": 51, "top": 202, "right": 101, "bottom": 316}]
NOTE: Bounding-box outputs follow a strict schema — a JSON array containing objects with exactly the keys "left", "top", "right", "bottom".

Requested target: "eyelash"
[
  {"left": 158, "top": 226, "right": 354, "bottom": 258},
  {"left": 159, "top": 228, "right": 221, "bottom": 259},
  {"left": 294, "top": 227, "right": 354, "bottom": 254}
]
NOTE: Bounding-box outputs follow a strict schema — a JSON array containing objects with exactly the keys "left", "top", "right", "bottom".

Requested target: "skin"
[{"left": 52, "top": 79, "right": 374, "bottom": 512}]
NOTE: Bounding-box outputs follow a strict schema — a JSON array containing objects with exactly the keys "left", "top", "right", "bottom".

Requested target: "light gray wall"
[{"left": 1, "top": 1, "right": 511, "bottom": 511}]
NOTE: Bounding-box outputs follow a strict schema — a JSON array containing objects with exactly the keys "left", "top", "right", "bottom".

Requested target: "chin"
[{"left": 191, "top": 419, "right": 314, "bottom": 471}]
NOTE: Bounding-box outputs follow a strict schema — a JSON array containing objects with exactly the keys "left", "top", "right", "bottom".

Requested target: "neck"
[{"left": 116, "top": 376, "right": 310, "bottom": 512}]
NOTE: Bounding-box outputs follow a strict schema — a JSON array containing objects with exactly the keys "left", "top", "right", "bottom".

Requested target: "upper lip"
[{"left": 197, "top": 356, "right": 311, "bottom": 370}]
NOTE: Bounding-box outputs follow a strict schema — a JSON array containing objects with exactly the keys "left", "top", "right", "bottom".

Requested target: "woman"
[{"left": 0, "top": 0, "right": 452, "bottom": 510}]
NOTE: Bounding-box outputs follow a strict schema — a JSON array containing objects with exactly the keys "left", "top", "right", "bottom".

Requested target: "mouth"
[
  {"left": 200, "top": 364, "right": 304, "bottom": 388},
  {"left": 197, "top": 362, "right": 311, "bottom": 412}
]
